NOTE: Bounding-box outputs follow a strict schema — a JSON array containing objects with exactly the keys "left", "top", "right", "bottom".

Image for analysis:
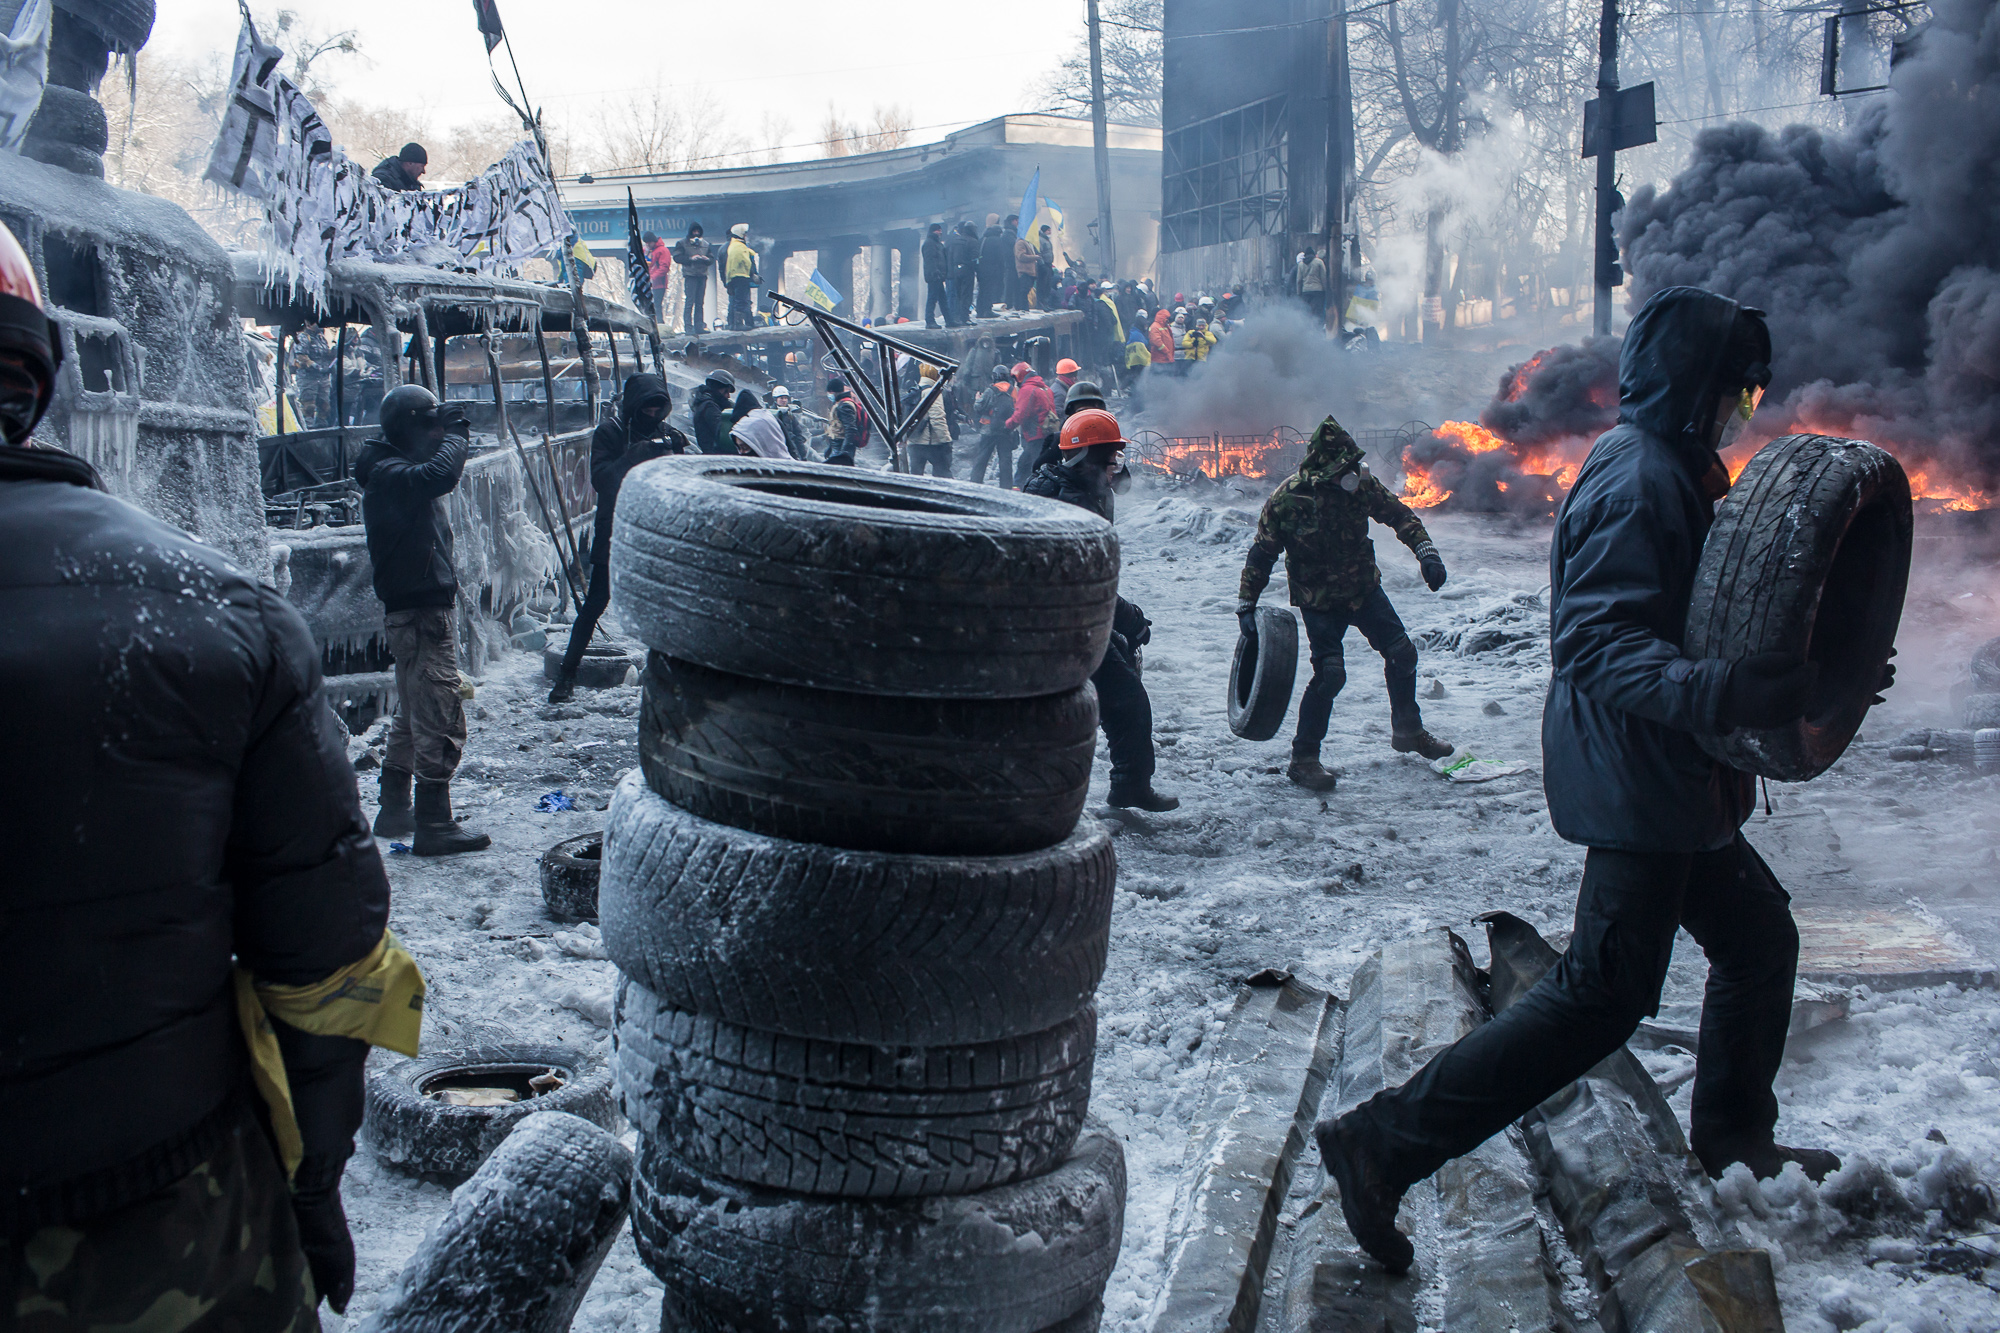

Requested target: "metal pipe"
[
  {"left": 488, "top": 327, "right": 582, "bottom": 610},
  {"left": 535, "top": 316, "right": 558, "bottom": 435},
  {"left": 333, "top": 323, "right": 347, "bottom": 437},
  {"left": 1086, "top": 0, "right": 1118, "bottom": 278}
]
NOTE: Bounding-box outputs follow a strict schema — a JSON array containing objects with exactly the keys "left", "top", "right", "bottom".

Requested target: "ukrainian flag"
[{"left": 804, "top": 267, "right": 842, "bottom": 312}]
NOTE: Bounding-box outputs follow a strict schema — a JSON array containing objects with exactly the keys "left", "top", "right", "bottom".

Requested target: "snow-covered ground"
[{"left": 327, "top": 478, "right": 2000, "bottom": 1333}]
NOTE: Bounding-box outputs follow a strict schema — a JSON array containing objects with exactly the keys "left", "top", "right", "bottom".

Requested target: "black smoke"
[{"left": 1478, "top": 335, "right": 1622, "bottom": 449}]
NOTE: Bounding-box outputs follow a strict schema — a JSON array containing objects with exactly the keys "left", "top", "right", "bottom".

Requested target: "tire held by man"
[{"left": 1227, "top": 606, "right": 1300, "bottom": 741}]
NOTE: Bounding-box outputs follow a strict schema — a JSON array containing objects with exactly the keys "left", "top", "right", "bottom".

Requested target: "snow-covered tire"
[
  {"left": 613, "top": 977, "right": 1094, "bottom": 1198},
  {"left": 600, "top": 773, "right": 1115, "bottom": 1046},
  {"left": 634, "top": 1124, "right": 1125, "bottom": 1332},
  {"left": 544, "top": 639, "right": 634, "bottom": 688},
  {"left": 1227, "top": 605, "right": 1299, "bottom": 741},
  {"left": 1973, "top": 638, "right": 2000, "bottom": 693},
  {"left": 638, "top": 653, "right": 1096, "bottom": 856},
  {"left": 540, "top": 831, "right": 602, "bottom": 922},
  {"left": 1686, "top": 434, "right": 1911, "bottom": 781},
  {"left": 1964, "top": 693, "right": 2000, "bottom": 730},
  {"left": 609, "top": 456, "right": 1120, "bottom": 698},
  {"left": 363, "top": 1111, "right": 631, "bottom": 1333},
  {"left": 24, "top": 85, "right": 107, "bottom": 154},
  {"left": 53, "top": 0, "right": 156, "bottom": 49},
  {"left": 364, "top": 1043, "right": 618, "bottom": 1185}
]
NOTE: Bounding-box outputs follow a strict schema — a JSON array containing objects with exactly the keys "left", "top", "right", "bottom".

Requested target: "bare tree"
[
  {"left": 1036, "top": 0, "right": 1163, "bottom": 126},
  {"left": 817, "top": 104, "right": 915, "bottom": 159}
]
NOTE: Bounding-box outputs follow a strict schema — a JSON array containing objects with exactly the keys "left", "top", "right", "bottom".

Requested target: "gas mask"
[
  {"left": 1714, "top": 383, "right": 1764, "bottom": 452},
  {"left": 1338, "top": 460, "right": 1370, "bottom": 493}
]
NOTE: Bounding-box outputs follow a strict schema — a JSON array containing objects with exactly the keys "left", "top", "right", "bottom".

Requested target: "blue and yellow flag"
[
  {"left": 1017, "top": 168, "right": 1041, "bottom": 240},
  {"left": 804, "top": 267, "right": 842, "bottom": 312}
]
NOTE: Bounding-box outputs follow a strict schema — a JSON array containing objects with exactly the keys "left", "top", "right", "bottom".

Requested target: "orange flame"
[
  {"left": 1400, "top": 421, "right": 1586, "bottom": 508},
  {"left": 1402, "top": 463, "right": 1451, "bottom": 508}
]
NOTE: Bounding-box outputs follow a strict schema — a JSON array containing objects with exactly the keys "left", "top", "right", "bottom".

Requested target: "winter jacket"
[
  {"left": 1181, "top": 327, "right": 1217, "bottom": 361},
  {"left": 980, "top": 226, "right": 1013, "bottom": 291},
  {"left": 370, "top": 156, "right": 423, "bottom": 192},
  {"left": 1149, "top": 311, "right": 1175, "bottom": 364},
  {"left": 725, "top": 237, "right": 758, "bottom": 283},
  {"left": 646, "top": 238, "right": 673, "bottom": 287},
  {"left": 1542, "top": 286, "right": 1753, "bottom": 855},
  {"left": 673, "top": 234, "right": 714, "bottom": 279},
  {"left": 1014, "top": 235, "right": 1039, "bottom": 276},
  {"left": 1241, "top": 416, "right": 1431, "bottom": 612},
  {"left": 1296, "top": 256, "right": 1327, "bottom": 292},
  {"left": 0, "top": 444, "right": 389, "bottom": 1224},
  {"left": 972, "top": 384, "right": 1013, "bottom": 435},
  {"left": 1125, "top": 337, "right": 1152, "bottom": 371},
  {"left": 690, "top": 382, "right": 735, "bottom": 455},
  {"left": 773, "top": 407, "right": 809, "bottom": 459},
  {"left": 824, "top": 393, "right": 868, "bottom": 459},
  {"left": 589, "top": 374, "right": 684, "bottom": 562},
  {"left": 732, "top": 408, "right": 790, "bottom": 458},
  {"left": 1005, "top": 374, "right": 1058, "bottom": 448},
  {"left": 355, "top": 429, "right": 470, "bottom": 612},
  {"left": 923, "top": 233, "right": 949, "bottom": 284},
  {"left": 947, "top": 225, "right": 980, "bottom": 279},
  {"left": 1024, "top": 456, "right": 1115, "bottom": 521},
  {"left": 906, "top": 379, "right": 955, "bottom": 446}
]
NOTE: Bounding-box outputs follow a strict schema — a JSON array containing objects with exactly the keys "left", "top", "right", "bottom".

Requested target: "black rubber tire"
[
  {"left": 1974, "top": 638, "right": 2000, "bottom": 693},
  {"left": 609, "top": 457, "right": 1120, "bottom": 698},
  {"left": 365, "top": 1112, "right": 631, "bottom": 1333},
  {"left": 540, "top": 831, "right": 601, "bottom": 922},
  {"left": 614, "top": 977, "right": 1094, "bottom": 1198},
  {"left": 53, "top": 0, "right": 156, "bottom": 49},
  {"left": 24, "top": 85, "right": 108, "bottom": 155},
  {"left": 1965, "top": 694, "right": 2000, "bottom": 730},
  {"left": 634, "top": 1125, "right": 1126, "bottom": 1332},
  {"left": 21, "top": 140, "right": 103, "bottom": 178},
  {"left": 1227, "top": 605, "right": 1300, "bottom": 741},
  {"left": 1685, "top": 434, "right": 1911, "bottom": 781},
  {"left": 600, "top": 773, "right": 1114, "bottom": 1046},
  {"left": 364, "top": 1043, "right": 618, "bottom": 1185},
  {"left": 543, "top": 639, "right": 634, "bottom": 688},
  {"left": 638, "top": 653, "right": 1097, "bottom": 856}
]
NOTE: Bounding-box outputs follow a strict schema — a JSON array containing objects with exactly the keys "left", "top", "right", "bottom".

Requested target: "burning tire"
[
  {"left": 634, "top": 1124, "right": 1125, "bottom": 1332},
  {"left": 364, "top": 1043, "right": 617, "bottom": 1185},
  {"left": 613, "top": 977, "right": 1095, "bottom": 1198},
  {"left": 540, "top": 832, "right": 601, "bottom": 922},
  {"left": 543, "top": 640, "right": 634, "bottom": 689},
  {"left": 599, "top": 772, "right": 1114, "bottom": 1047},
  {"left": 609, "top": 458, "right": 1120, "bottom": 698},
  {"left": 637, "top": 653, "right": 1097, "bottom": 856},
  {"left": 1227, "top": 606, "right": 1300, "bottom": 741},
  {"left": 1686, "top": 434, "right": 1911, "bottom": 781}
]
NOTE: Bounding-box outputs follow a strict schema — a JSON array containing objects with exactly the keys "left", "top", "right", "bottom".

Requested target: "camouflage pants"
[
  {"left": 384, "top": 606, "right": 467, "bottom": 782},
  {"left": 3, "top": 1110, "right": 317, "bottom": 1332}
]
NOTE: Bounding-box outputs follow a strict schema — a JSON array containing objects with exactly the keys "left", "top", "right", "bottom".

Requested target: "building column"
[
  {"left": 896, "top": 230, "right": 922, "bottom": 322},
  {"left": 866, "top": 236, "right": 895, "bottom": 324},
  {"left": 820, "top": 240, "right": 861, "bottom": 321}
]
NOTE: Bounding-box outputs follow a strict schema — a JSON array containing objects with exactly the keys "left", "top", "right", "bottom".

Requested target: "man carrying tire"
[
  {"left": 1237, "top": 416, "right": 1453, "bottom": 792},
  {"left": 356, "top": 384, "right": 490, "bottom": 856},
  {"left": 1314, "top": 287, "right": 1844, "bottom": 1278},
  {"left": 551, "top": 372, "right": 686, "bottom": 704},
  {"left": 0, "top": 220, "right": 420, "bottom": 1326},
  {"left": 1026, "top": 408, "right": 1179, "bottom": 812}
]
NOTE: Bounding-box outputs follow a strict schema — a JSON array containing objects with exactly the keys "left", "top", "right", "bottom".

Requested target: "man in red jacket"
[
  {"left": 1004, "top": 361, "right": 1056, "bottom": 467},
  {"left": 644, "top": 232, "right": 672, "bottom": 323}
]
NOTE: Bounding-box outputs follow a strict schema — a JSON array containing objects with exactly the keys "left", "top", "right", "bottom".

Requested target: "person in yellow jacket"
[
  {"left": 724, "top": 222, "right": 760, "bottom": 330},
  {"left": 1181, "top": 318, "right": 1218, "bottom": 362}
]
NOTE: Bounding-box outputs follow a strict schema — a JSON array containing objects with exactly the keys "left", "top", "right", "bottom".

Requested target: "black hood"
[
  {"left": 622, "top": 373, "right": 670, "bottom": 424},
  {"left": 1616, "top": 286, "right": 1744, "bottom": 447}
]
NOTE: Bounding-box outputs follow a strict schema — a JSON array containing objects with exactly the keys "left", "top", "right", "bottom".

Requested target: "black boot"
[
  {"left": 373, "top": 767, "right": 415, "bottom": 839},
  {"left": 1316, "top": 1115, "right": 1414, "bottom": 1274},
  {"left": 1391, "top": 727, "right": 1454, "bottom": 760},
  {"left": 1287, "top": 756, "right": 1339, "bottom": 791},
  {"left": 413, "top": 780, "right": 491, "bottom": 857},
  {"left": 1694, "top": 1133, "right": 1842, "bottom": 1183},
  {"left": 546, "top": 672, "right": 576, "bottom": 705},
  {"left": 1107, "top": 783, "right": 1180, "bottom": 812}
]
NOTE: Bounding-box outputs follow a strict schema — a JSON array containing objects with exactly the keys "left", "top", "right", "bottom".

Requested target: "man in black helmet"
[
  {"left": 354, "top": 384, "right": 489, "bottom": 856},
  {"left": 371, "top": 142, "right": 428, "bottom": 192},
  {"left": 690, "top": 368, "right": 737, "bottom": 455},
  {"left": 550, "top": 373, "right": 685, "bottom": 703},
  {"left": 1315, "top": 288, "right": 1858, "bottom": 1276}
]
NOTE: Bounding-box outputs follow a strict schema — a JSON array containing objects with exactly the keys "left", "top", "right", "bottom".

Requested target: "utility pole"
[
  {"left": 1592, "top": 0, "right": 1619, "bottom": 337},
  {"left": 1325, "top": 0, "right": 1354, "bottom": 334},
  {"left": 1086, "top": 0, "right": 1118, "bottom": 278}
]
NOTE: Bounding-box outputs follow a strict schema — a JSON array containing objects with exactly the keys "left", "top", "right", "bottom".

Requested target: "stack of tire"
[{"left": 600, "top": 458, "right": 1129, "bottom": 1331}]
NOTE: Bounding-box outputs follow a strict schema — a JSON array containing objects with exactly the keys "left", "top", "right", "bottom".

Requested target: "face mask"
[
  {"left": 1715, "top": 384, "right": 1764, "bottom": 451},
  {"left": 1338, "top": 461, "right": 1369, "bottom": 493}
]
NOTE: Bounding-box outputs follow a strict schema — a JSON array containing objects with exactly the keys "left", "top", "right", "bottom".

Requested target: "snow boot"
[
  {"left": 373, "top": 767, "right": 416, "bottom": 839},
  {"left": 413, "top": 780, "right": 491, "bottom": 857},
  {"left": 546, "top": 672, "right": 576, "bottom": 705},
  {"left": 1108, "top": 783, "right": 1180, "bottom": 812},
  {"left": 1391, "top": 727, "right": 1454, "bottom": 760},
  {"left": 1693, "top": 1134, "right": 1842, "bottom": 1184},
  {"left": 1287, "top": 757, "right": 1339, "bottom": 792},
  {"left": 1316, "top": 1115, "right": 1413, "bottom": 1275}
]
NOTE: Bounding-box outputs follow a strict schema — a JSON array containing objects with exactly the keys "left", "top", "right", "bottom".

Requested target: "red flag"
[{"left": 472, "top": 0, "right": 504, "bottom": 53}]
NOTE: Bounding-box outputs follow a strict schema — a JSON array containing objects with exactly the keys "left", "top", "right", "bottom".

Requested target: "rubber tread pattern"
[
  {"left": 1974, "top": 638, "right": 2000, "bottom": 693},
  {"left": 540, "top": 831, "right": 602, "bottom": 922},
  {"left": 600, "top": 772, "right": 1115, "bottom": 1045},
  {"left": 609, "top": 457, "right": 1120, "bottom": 698},
  {"left": 633, "top": 1125, "right": 1126, "bottom": 1333},
  {"left": 544, "top": 640, "right": 634, "bottom": 688},
  {"left": 1685, "top": 433, "right": 1911, "bottom": 781},
  {"left": 614, "top": 977, "right": 1094, "bottom": 1198},
  {"left": 364, "top": 1043, "right": 618, "bottom": 1185},
  {"left": 638, "top": 653, "right": 1096, "bottom": 855},
  {"left": 1227, "top": 606, "right": 1300, "bottom": 741}
]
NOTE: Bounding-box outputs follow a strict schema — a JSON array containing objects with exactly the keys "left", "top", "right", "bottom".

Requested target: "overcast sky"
[{"left": 151, "top": 0, "right": 1089, "bottom": 166}]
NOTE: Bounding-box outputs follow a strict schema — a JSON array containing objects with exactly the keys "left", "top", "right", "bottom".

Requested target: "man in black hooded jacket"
[
  {"left": 947, "top": 221, "right": 981, "bottom": 325},
  {"left": 370, "top": 142, "right": 427, "bottom": 192},
  {"left": 354, "top": 385, "right": 488, "bottom": 857},
  {"left": 1314, "top": 286, "right": 1865, "bottom": 1275},
  {"left": 550, "top": 373, "right": 685, "bottom": 703},
  {"left": 690, "top": 369, "right": 737, "bottom": 454}
]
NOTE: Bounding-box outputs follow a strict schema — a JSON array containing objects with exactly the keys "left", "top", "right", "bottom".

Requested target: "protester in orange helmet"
[
  {"left": 1055, "top": 357, "right": 1080, "bottom": 396},
  {"left": 1023, "top": 408, "right": 1177, "bottom": 812}
]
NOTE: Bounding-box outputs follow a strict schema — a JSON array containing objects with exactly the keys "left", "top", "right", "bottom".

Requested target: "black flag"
[
  {"left": 472, "top": 0, "right": 504, "bottom": 54},
  {"left": 626, "top": 189, "right": 655, "bottom": 324}
]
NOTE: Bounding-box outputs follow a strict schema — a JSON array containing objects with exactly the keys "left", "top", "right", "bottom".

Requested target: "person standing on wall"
[
  {"left": 1013, "top": 221, "right": 1039, "bottom": 311},
  {"left": 978, "top": 212, "right": 1012, "bottom": 318},
  {"left": 549, "top": 373, "right": 685, "bottom": 704},
  {"left": 1296, "top": 247, "right": 1328, "bottom": 323},
  {"left": 673, "top": 223, "right": 714, "bottom": 334},
  {"left": 644, "top": 231, "right": 673, "bottom": 324},
  {"left": 724, "top": 224, "right": 758, "bottom": 331},
  {"left": 923, "top": 222, "right": 953, "bottom": 328},
  {"left": 948, "top": 221, "right": 981, "bottom": 326},
  {"left": 1035, "top": 223, "right": 1056, "bottom": 310}
]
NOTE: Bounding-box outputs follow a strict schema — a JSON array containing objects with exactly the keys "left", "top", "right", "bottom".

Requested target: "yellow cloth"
[
  {"left": 725, "top": 238, "right": 757, "bottom": 282},
  {"left": 233, "top": 930, "right": 426, "bottom": 1179}
]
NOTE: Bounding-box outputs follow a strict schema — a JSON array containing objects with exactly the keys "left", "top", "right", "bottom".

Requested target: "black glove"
[
  {"left": 1721, "top": 651, "right": 1819, "bottom": 729},
  {"left": 1237, "top": 602, "right": 1259, "bottom": 638},
  {"left": 1415, "top": 541, "right": 1447, "bottom": 592},
  {"left": 290, "top": 1153, "right": 356, "bottom": 1314},
  {"left": 1874, "top": 650, "right": 1896, "bottom": 705},
  {"left": 439, "top": 405, "right": 472, "bottom": 438}
]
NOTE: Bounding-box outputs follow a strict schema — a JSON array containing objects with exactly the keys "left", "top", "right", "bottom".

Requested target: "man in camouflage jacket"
[{"left": 1238, "top": 416, "right": 1454, "bottom": 790}]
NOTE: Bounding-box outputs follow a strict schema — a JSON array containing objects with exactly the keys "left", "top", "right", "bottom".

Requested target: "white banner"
[{"left": 0, "top": 0, "right": 51, "bottom": 154}]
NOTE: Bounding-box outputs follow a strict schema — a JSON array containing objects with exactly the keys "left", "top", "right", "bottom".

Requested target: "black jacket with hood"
[
  {"left": 590, "top": 374, "right": 684, "bottom": 565},
  {"left": 947, "top": 223, "right": 980, "bottom": 280},
  {"left": 1542, "top": 286, "right": 1754, "bottom": 853},
  {"left": 370, "top": 156, "right": 422, "bottom": 192},
  {"left": 354, "top": 425, "right": 469, "bottom": 613},
  {"left": 690, "top": 381, "right": 736, "bottom": 455},
  {"left": 0, "top": 444, "right": 389, "bottom": 1227},
  {"left": 979, "top": 224, "right": 1013, "bottom": 293}
]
